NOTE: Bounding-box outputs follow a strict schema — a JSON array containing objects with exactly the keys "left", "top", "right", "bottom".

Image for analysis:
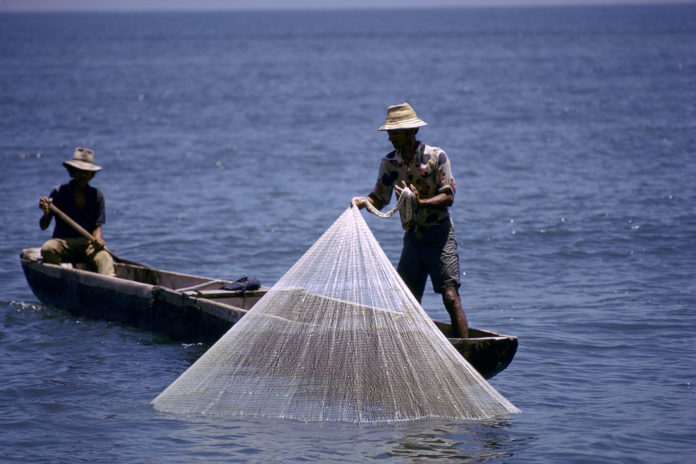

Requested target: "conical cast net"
[{"left": 152, "top": 207, "right": 519, "bottom": 422}]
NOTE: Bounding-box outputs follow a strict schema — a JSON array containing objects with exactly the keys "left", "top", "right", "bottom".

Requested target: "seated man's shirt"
[{"left": 49, "top": 181, "right": 105, "bottom": 239}]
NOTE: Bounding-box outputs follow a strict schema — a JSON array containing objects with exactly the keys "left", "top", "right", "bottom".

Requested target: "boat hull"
[
  {"left": 20, "top": 248, "right": 516, "bottom": 378},
  {"left": 20, "top": 248, "right": 263, "bottom": 343},
  {"left": 433, "top": 322, "right": 518, "bottom": 381}
]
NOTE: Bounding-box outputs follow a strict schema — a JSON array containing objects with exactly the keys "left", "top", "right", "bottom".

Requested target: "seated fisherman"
[{"left": 38, "top": 147, "right": 115, "bottom": 276}]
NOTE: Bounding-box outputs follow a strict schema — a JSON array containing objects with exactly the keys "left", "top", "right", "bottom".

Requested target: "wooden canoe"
[{"left": 20, "top": 247, "right": 517, "bottom": 379}]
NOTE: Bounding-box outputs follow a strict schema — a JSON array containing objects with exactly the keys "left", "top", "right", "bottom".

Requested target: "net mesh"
[{"left": 152, "top": 207, "right": 519, "bottom": 422}]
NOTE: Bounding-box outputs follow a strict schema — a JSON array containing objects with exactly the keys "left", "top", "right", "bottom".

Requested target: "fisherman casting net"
[{"left": 152, "top": 206, "right": 519, "bottom": 422}]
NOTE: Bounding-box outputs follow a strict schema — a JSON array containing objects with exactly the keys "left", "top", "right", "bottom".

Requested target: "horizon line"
[{"left": 0, "top": 1, "right": 693, "bottom": 14}]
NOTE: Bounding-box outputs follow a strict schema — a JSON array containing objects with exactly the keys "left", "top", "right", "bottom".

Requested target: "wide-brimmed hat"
[
  {"left": 378, "top": 102, "right": 428, "bottom": 131},
  {"left": 63, "top": 147, "right": 101, "bottom": 172}
]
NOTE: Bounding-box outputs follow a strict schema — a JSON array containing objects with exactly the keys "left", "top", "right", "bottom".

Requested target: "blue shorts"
[{"left": 397, "top": 218, "right": 461, "bottom": 296}]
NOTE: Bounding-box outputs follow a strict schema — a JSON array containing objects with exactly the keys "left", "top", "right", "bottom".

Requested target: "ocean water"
[{"left": 1, "top": 5, "right": 695, "bottom": 463}]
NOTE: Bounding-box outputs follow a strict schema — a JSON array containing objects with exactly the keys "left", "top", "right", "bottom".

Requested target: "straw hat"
[
  {"left": 378, "top": 102, "right": 428, "bottom": 131},
  {"left": 63, "top": 147, "right": 101, "bottom": 172}
]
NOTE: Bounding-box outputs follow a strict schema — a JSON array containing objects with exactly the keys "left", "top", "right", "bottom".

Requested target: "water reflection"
[
  {"left": 152, "top": 414, "right": 531, "bottom": 463},
  {"left": 380, "top": 419, "right": 519, "bottom": 462}
]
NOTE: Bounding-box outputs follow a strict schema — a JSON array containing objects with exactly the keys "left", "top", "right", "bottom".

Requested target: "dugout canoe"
[{"left": 20, "top": 247, "right": 517, "bottom": 379}]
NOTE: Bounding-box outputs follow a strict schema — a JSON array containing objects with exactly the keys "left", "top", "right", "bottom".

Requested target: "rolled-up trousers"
[{"left": 41, "top": 237, "right": 115, "bottom": 276}]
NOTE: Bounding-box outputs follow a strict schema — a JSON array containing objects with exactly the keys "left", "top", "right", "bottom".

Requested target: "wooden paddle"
[{"left": 48, "top": 202, "right": 148, "bottom": 268}]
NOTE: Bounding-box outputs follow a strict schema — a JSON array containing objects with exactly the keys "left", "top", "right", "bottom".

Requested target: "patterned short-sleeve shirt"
[{"left": 368, "top": 142, "right": 456, "bottom": 229}]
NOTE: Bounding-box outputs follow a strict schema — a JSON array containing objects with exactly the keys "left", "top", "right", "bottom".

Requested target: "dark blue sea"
[{"left": 1, "top": 5, "right": 695, "bottom": 463}]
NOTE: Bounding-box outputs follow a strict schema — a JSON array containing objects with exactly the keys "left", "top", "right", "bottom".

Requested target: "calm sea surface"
[{"left": 1, "top": 6, "right": 695, "bottom": 463}]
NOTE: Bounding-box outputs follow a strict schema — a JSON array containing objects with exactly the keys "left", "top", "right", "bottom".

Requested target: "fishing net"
[{"left": 152, "top": 206, "right": 519, "bottom": 422}]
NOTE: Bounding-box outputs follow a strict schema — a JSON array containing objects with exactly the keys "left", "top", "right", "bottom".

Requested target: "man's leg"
[
  {"left": 442, "top": 285, "right": 468, "bottom": 338},
  {"left": 424, "top": 220, "right": 468, "bottom": 338},
  {"left": 41, "top": 238, "right": 68, "bottom": 264},
  {"left": 87, "top": 245, "right": 116, "bottom": 276},
  {"left": 397, "top": 230, "right": 428, "bottom": 303}
]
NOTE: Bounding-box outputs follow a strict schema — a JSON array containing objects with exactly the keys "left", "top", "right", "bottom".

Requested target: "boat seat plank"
[
  {"left": 184, "top": 289, "right": 246, "bottom": 298},
  {"left": 176, "top": 280, "right": 225, "bottom": 293}
]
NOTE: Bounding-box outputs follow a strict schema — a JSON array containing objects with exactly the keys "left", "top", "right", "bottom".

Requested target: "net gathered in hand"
[
  {"left": 152, "top": 206, "right": 519, "bottom": 422},
  {"left": 360, "top": 186, "right": 415, "bottom": 226}
]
